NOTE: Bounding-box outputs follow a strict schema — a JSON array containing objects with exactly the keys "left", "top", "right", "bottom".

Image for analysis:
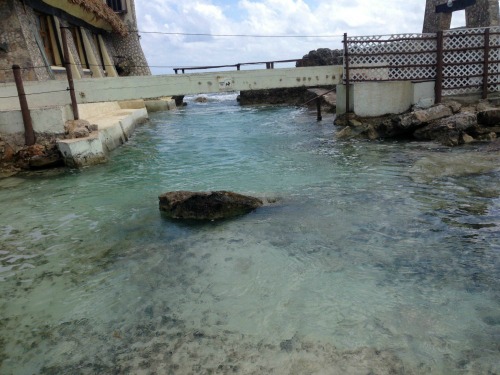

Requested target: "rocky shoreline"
[{"left": 335, "top": 99, "right": 500, "bottom": 146}]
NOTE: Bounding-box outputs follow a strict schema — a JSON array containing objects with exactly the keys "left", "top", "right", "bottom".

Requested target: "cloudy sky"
[{"left": 135, "top": 0, "right": 467, "bottom": 75}]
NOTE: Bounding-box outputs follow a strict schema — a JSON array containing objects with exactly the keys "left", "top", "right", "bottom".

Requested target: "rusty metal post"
[
  {"left": 435, "top": 30, "right": 444, "bottom": 104},
  {"left": 343, "top": 33, "right": 350, "bottom": 114},
  {"left": 60, "top": 26, "right": 79, "bottom": 120},
  {"left": 12, "top": 65, "right": 36, "bottom": 146},
  {"left": 482, "top": 28, "right": 491, "bottom": 100},
  {"left": 316, "top": 97, "right": 322, "bottom": 121}
]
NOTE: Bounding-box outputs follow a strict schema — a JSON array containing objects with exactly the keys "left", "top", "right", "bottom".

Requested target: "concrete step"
[{"left": 57, "top": 107, "right": 148, "bottom": 168}]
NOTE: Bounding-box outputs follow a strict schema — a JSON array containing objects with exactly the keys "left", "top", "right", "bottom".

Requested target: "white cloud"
[{"left": 133, "top": 0, "right": 466, "bottom": 75}]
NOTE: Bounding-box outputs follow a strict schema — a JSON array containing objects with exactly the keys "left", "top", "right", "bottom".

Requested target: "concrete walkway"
[{"left": 57, "top": 99, "right": 174, "bottom": 167}]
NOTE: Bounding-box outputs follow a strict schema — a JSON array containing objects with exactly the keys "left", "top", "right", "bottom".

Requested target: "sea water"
[{"left": 0, "top": 93, "right": 499, "bottom": 374}]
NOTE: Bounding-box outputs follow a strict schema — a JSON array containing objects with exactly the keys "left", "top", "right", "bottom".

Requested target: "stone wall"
[
  {"left": 107, "top": 0, "right": 150, "bottom": 77},
  {"left": 423, "top": 0, "right": 499, "bottom": 33},
  {"left": 466, "top": 0, "right": 500, "bottom": 28},
  {"left": 423, "top": 0, "right": 452, "bottom": 33},
  {"left": 0, "top": 0, "right": 51, "bottom": 83},
  {"left": 1, "top": 0, "right": 150, "bottom": 83}
]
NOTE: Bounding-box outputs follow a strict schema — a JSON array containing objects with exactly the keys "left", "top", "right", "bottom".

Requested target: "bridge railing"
[{"left": 173, "top": 58, "right": 308, "bottom": 74}]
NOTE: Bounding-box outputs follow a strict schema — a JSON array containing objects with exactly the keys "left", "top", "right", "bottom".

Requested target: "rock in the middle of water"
[{"left": 158, "top": 191, "right": 263, "bottom": 220}]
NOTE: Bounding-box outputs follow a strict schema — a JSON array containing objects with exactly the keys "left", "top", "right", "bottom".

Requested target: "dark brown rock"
[
  {"left": 73, "top": 127, "right": 90, "bottom": 138},
  {"left": 159, "top": 191, "right": 263, "bottom": 220},
  {"left": 296, "top": 48, "right": 343, "bottom": 67},
  {"left": 477, "top": 109, "right": 500, "bottom": 126},
  {"left": 86, "top": 123, "right": 99, "bottom": 132},
  {"left": 238, "top": 87, "right": 310, "bottom": 106},
  {"left": 29, "top": 154, "right": 63, "bottom": 169}
]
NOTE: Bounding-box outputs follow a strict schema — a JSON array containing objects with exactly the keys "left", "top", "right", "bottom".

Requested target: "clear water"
[{"left": 1, "top": 94, "right": 499, "bottom": 374}]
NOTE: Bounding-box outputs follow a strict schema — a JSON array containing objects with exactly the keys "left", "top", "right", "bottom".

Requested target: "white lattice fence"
[
  {"left": 345, "top": 33, "right": 437, "bottom": 82},
  {"left": 344, "top": 27, "right": 500, "bottom": 98}
]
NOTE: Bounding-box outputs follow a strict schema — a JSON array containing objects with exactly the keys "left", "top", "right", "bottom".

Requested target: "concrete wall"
[
  {"left": 107, "top": 0, "right": 151, "bottom": 77},
  {"left": 336, "top": 81, "right": 436, "bottom": 117},
  {"left": 0, "top": 65, "right": 343, "bottom": 111},
  {"left": 0, "top": 105, "right": 71, "bottom": 134},
  {"left": 354, "top": 82, "right": 413, "bottom": 117},
  {"left": 335, "top": 84, "right": 354, "bottom": 114},
  {"left": 413, "top": 81, "right": 435, "bottom": 108}
]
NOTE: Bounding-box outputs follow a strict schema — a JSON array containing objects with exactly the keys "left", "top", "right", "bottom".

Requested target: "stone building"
[
  {"left": 0, "top": 0, "right": 150, "bottom": 83},
  {"left": 423, "top": 0, "right": 500, "bottom": 33}
]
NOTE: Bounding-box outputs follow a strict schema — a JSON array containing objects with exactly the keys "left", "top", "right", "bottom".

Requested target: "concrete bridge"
[{"left": 0, "top": 66, "right": 342, "bottom": 111}]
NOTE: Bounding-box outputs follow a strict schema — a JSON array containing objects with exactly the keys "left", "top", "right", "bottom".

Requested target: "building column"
[
  {"left": 466, "top": 0, "right": 499, "bottom": 28},
  {"left": 423, "top": 0, "right": 452, "bottom": 33}
]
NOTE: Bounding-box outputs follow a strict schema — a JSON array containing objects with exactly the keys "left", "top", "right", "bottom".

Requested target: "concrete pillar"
[
  {"left": 423, "top": 0, "right": 452, "bottom": 33},
  {"left": 465, "top": 0, "right": 499, "bottom": 28}
]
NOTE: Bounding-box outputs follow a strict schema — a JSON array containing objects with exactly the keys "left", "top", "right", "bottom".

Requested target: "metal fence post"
[
  {"left": 316, "top": 97, "right": 322, "bottom": 121},
  {"left": 435, "top": 30, "right": 444, "bottom": 104},
  {"left": 343, "top": 33, "right": 350, "bottom": 114},
  {"left": 482, "top": 28, "right": 491, "bottom": 100},
  {"left": 12, "top": 65, "right": 36, "bottom": 146},
  {"left": 60, "top": 25, "right": 79, "bottom": 120}
]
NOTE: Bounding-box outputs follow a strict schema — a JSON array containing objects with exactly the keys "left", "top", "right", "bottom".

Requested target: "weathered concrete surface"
[
  {"left": 0, "top": 105, "right": 72, "bottom": 134},
  {"left": 159, "top": 191, "right": 264, "bottom": 220},
  {"left": 354, "top": 82, "right": 413, "bottom": 117},
  {"left": 0, "top": 66, "right": 342, "bottom": 111},
  {"left": 336, "top": 81, "right": 435, "bottom": 117},
  {"left": 144, "top": 97, "right": 176, "bottom": 112},
  {"left": 57, "top": 106, "right": 148, "bottom": 167}
]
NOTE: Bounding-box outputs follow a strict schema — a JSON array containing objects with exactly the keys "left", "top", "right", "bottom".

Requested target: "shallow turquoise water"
[{"left": 1, "top": 94, "right": 499, "bottom": 374}]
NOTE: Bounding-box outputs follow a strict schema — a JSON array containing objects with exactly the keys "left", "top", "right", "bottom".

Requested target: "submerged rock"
[{"left": 158, "top": 191, "right": 263, "bottom": 220}]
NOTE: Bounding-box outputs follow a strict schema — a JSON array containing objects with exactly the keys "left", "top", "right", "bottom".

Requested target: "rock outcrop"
[
  {"left": 64, "top": 119, "right": 98, "bottom": 139},
  {"left": 335, "top": 100, "right": 500, "bottom": 146},
  {"left": 159, "top": 191, "right": 263, "bottom": 220},
  {"left": 296, "top": 48, "right": 343, "bottom": 67}
]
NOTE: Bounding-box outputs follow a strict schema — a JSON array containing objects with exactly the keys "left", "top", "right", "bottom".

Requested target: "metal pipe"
[
  {"left": 482, "top": 28, "right": 490, "bottom": 100},
  {"left": 12, "top": 65, "right": 36, "bottom": 146},
  {"left": 435, "top": 30, "right": 444, "bottom": 104},
  {"left": 60, "top": 26, "right": 79, "bottom": 120},
  {"left": 343, "top": 33, "right": 350, "bottom": 114},
  {"left": 316, "top": 97, "right": 322, "bottom": 121}
]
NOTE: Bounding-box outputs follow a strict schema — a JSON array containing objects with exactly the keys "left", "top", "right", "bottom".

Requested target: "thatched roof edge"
[{"left": 67, "top": 0, "right": 128, "bottom": 36}]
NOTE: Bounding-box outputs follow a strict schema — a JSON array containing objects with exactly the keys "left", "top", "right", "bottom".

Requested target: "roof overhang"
[
  {"left": 34, "top": 0, "right": 128, "bottom": 35},
  {"left": 41, "top": 0, "right": 114, "bottom": 32}
]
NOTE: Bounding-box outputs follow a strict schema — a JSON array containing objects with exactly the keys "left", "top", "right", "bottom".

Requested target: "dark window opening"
[{"left": 106, "top": 0, "right": 127, "bottom": 13}]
